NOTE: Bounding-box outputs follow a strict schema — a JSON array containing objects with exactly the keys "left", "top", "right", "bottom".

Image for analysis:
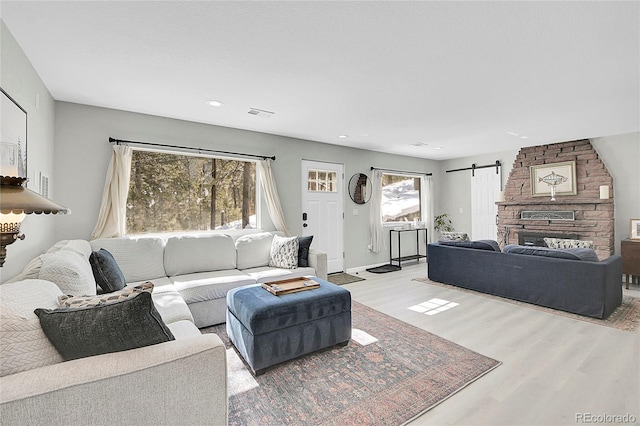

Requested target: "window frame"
[
  {"left": 125, "top": 147, "right": 260, "bottom": 235},
  {"left": 379, "top": 172, "right": 426, "bottom": 227}
]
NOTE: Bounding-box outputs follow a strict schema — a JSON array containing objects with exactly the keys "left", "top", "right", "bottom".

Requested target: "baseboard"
[{"left": 346, "top": 262, "right": 388, "bottom": 274}]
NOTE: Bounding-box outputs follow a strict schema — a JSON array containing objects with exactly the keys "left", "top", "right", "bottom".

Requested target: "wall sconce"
[
  {"left": 599, "top": 185, "right": 610, "bottom": 200},
  {"left": 0, "top": 176, "right": 70, "bottom": 267}
]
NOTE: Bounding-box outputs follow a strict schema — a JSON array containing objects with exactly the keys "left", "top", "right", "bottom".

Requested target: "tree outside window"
[
  {"left": 381, "top": 173, "right": 422, "bottom": 223},
  {"left": 126, "top": 150, "right": 256, "bottom": 233}
]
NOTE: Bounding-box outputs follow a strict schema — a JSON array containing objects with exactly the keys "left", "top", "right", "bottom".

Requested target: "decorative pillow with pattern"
[
  {"left": 544, "top": 238, "right": 594, "bottom": 249},
  {"left": 269, "top": 235, "right": 299, "bottom": 269},
  {"left": 58, "top": 282, "right": 154, "bottom": 308},
  {"left": 440, "top": 231, "right": 470, "bottom": 241}
]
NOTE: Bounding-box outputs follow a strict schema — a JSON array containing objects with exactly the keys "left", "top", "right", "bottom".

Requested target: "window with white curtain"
[
  {"left": 126, "top": 149, "right": 257, "bottom": 233},
  {"left": 380, "top": 173, "right": 424, "bottom": 224}
]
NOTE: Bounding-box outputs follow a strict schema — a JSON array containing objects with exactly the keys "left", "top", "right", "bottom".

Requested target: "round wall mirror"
[{"left": 348, "top": 173, "right": 371, "bottom": 204}]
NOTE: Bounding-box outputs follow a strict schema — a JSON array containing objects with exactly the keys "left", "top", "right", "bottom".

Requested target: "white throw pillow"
[
  {"left": 0, "top": 279, "right": 65, "bottom": 377},
  {"left": 440, "top": 231, "right": 469, "bottom": 241},
  {"left": 38, "top": 250, "right": 97, "bottom": 296},
  {"left": 268, "top": 235, "right": 299, "bottom": 269},
  {"left": 544, "top": 237, "right": 594, "bottom": 249},
  {"left": 235, "top": 232, "right": 274, "bottom": 270}
]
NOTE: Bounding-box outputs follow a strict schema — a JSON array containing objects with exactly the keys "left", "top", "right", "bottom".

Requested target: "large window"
[
  {"left": 381, "top": 173, "right": 422, "bottom": 223},
  {"left": 126, "top": 150, "right": 256, "bottom": 233}
]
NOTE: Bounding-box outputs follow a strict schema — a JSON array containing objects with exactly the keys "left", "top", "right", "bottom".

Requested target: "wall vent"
[{"left": 248, "top": 108, "right": 274, "bottom": 118}]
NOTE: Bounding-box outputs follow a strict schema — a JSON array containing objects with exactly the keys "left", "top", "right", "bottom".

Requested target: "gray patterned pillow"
[
  {"left": 268, "top": 235, "right": 299, "bottom": 269},
  {"left": 440, "top": 231, "right": 470, "bottom": 241},
  {"left": 544, "top": 238, "right": 594, "bottom": 249},
  {"left": 58, "top": 282, "right": 154, "bottom": 308}
]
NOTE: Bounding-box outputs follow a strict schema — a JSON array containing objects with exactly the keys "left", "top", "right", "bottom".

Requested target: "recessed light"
[
  {"left": 338, "top": 135, "right": 349, "bottom": 139},
  {"left": 520, "top": 136, "right": 528, "bottom": 139},
  {"left": 434, "top": 146, "right": 443, "bottom": 150},
  {"left": 507, "top": 132, "right": 519, "bottom": 136},
  {"left": 207, "top": 100, "right": 224, "bottom": 107}
]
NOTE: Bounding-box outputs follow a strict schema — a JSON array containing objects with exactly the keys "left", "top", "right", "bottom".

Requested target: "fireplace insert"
[{"left": 518, "top": 232, "right": 579, "bottom": 247}]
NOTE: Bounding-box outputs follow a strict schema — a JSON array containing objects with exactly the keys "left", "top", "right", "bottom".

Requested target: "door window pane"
[{"left": 308, "top": 169, "right": 337, "bottom": 192}]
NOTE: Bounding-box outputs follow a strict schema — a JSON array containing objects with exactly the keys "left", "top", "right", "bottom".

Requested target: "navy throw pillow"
[
  {"left": 90, "top": 248, "right": 126, "bottom": 293},
  {"left": 298, "top": 235, "right": 314, "bottom": 267}
]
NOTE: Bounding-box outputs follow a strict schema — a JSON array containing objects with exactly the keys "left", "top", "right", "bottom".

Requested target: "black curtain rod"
[
  {"left": 446, "top": 160, "right": 501, "bottom": 176},
  {"left": 370, "top": 166, "right": 432, "bottom": 176},
  {"left": 109, "top": 137, "right": 276, "bottom": 161}
]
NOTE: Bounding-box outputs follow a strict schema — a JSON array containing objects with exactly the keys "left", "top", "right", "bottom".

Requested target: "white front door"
[
  {"left": 301, "top": 160, "right": 344, "bottom": 273},
  {"left": 471, "top": 166, "right": 501, "bottom": 240}
]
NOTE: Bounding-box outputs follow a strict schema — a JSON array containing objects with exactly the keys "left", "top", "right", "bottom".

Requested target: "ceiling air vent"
[{"left": 248, "top": 108, "right": 274, "bottom": 118}]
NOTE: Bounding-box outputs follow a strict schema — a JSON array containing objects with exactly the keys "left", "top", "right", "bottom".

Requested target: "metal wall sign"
[{"left": 520, "top": 211, "right": 575, "bottom": 221}]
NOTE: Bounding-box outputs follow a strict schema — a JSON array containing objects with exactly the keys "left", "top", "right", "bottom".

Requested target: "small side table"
[
  {"left": 621, "top": 239, "right": 640, "bottom": 289},
  {"left": 389, "top": 228, "right": 427, "bottom": 269}
]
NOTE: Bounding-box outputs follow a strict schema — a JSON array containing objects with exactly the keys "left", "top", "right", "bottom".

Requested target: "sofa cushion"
[
  {"left": 440, "top": 231, "right": 470, "bottom": 241},
  {"left": 35, "top": 291, "right": 174, "bottom": 361},
  {"left": 38, "top": 250, "right": 97, "bottom": 296},
  {"left": 544, "top": 237, "right": 595, "bottom": 249},
  {"left": 58, "top": 282, "right": 154, "bottom": 308},
  {"left": 46, "top": 239, "right": 93, "bottom": 260},
  {"left": 503, "top": 244, "right": 598, "bottom": 261},
  {"left": 243, "top": 266, "right": 317, "bottom": 283},
  {"left": 235, "top": 232, "right": 274, "bottom": 270},
  {"left": 89, "top": 248, "right": 126, "bottom": 293},
  {"left": 439, "top": 239, "right": 501, "bottom": 252},
  {"left": 297, "top": 235, "right": 314, "bottom": 267},
  {"left": 164, "top": 234, "right": 236, "bottom": 276},
  {"left": 91, "top": 237, "right": 167, "bottom": 282},
  {"left": 170, "top": 270, "right": 256, "bottom": 304},
  {"left": 0, "top": 280, "right": 65, "bottom": 377},
  {"left": 269, "top": 235, "right": 299, "bottom": 269}
]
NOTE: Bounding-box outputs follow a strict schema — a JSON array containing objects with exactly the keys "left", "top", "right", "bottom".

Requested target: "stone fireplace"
[{"left": 497, "top": 139, "right": 614, "bottom": 259}]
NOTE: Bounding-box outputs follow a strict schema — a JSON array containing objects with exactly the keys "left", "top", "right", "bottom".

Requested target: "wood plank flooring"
[{"left": 342, "top": 262, "right": 640, "bottom": 426}]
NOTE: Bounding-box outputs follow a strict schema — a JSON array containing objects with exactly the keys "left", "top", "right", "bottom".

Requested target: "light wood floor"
[{"left": 342, "top": 262, "right": 640, "bottom": 426}]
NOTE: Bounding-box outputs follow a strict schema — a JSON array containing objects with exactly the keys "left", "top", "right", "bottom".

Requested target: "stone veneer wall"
[{"left": 497, "top": 139, "right": 614, "bottom": 259}]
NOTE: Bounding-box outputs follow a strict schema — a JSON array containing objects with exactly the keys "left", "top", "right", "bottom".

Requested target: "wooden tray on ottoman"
[{"left": 261, "top": 277, "right": 320, "bottom": 296}]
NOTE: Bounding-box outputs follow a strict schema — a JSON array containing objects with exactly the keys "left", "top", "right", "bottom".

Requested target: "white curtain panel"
[
  {"left": 259, "top": 160, "right": 292, "bottom": 237},
  {"left": 369, "top": 169, "right": 384, "bottom": 253},
  {"left": 91, "top": 145, "right": 132, "bottom": 239},
  {"left": 424, "top": 175, "right": 435, "bottom": 243}
]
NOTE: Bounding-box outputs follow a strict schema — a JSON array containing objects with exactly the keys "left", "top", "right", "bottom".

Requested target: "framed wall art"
[
  {"left": 530, "top": 160, "right": 577, "bottom": 198},
  {"left": 631, "top": 219, "right": 640, "bottom": 240},
  {"left": 0, "top": 87, "right": 27, "bottom": 179}
]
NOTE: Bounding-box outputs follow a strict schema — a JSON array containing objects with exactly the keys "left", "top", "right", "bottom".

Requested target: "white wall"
[
  {"left": 53, "top": 102, "right": 440, "bottom": 274},
  {"left": 0, "top": 21, "right": 58, "bottom": 281},
  {"left": 437, "top": 149, "right": 519, "bottom": 237},
  {"left": 592, "top": 133, "right": 640, "bottom": 253}
]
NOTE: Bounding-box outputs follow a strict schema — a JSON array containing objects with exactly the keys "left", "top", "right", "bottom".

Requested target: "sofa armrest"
[
  {"left": 0, "top": 334, "right": 227, "bottom": 426},
  {"left": 308, "top": 249, "right": 328, "bottom": 280}
]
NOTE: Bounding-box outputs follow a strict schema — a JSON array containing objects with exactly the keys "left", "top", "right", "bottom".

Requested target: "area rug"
[
  {"left": 365, "top": 264, "right": 402, "bottom": 273},
  {"left": 413, "top": 277, "right": 640, "bottom": 331},
  {"left": 201, "top": 302, "right": 501, "bottom": 426},
  {"left": 327, "top": 272, "right": 365, "bottom": 285}
]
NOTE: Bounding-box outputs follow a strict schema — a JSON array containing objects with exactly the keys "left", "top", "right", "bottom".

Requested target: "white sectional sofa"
[
  {"left": 0, "top": 240, "right": 228, "bottom": 426},
  {"left": 0, "top": 230, "right": 327, "bottom": 425},
  {"left": 90, "top": 230, "right": 327, "bottom": 327}
]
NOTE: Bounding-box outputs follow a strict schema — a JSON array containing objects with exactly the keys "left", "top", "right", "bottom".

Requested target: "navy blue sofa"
[{"left": 427, "top": 242, "right": 623, "bottom": 319}]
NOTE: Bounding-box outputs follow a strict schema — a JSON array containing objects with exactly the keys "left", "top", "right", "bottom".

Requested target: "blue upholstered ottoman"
[{"left": 226, "top": 277, "right": 351, "bottom": 375}]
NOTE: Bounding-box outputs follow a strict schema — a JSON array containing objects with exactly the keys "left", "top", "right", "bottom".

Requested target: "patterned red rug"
[{"left": 201, "top": 302, "right": 501, "bottom": 426}]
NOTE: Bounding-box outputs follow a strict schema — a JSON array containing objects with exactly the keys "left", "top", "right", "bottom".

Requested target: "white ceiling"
[{"left": 1, "top": 1, "right": 638, "bottom": 160}]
